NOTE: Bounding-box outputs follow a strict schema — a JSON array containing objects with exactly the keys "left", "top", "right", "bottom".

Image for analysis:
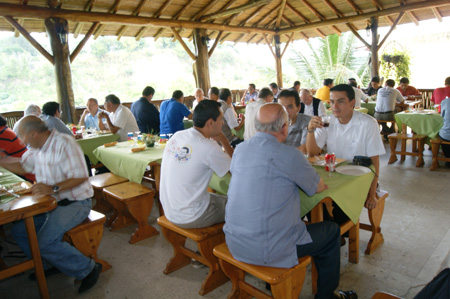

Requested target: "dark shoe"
[
  {"left": 28, "top": 266, "right": 61, "bottom": 281},
  {"left": 340, "top": 236, "right": 346, "bottom": 247},
  {"left": 332, "top": 290, "right": 358, "bottom": 299},
  {"left": 79, "top": 263, "right": 102, "bottom": 294}
]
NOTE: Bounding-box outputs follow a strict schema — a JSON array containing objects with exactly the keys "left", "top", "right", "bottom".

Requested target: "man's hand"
[
  {"left": 364, "top": 195, "right": 377, "bottom": 209},
  {"left": 82, "top": 108, "right": 89, "bottom": 116},
  {"left": 31, "top": 183, "right": 53, "bottom": 197},
  {"left": 308, "top": 116, "right": 324, "bottom": 131},
  {"left": 98, "top": 111, "right": 108, "bottom": 120}
]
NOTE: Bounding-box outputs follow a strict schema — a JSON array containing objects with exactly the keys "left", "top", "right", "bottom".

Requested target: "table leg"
[
  {"left": 401, "top": 124, "right": 407, "bottom": 161},
  {"left": 149, "top": 163, "right": 164, "bottom": 216},
  {"left": 25, "top": 217, "right": 49, "bottom": 299}
]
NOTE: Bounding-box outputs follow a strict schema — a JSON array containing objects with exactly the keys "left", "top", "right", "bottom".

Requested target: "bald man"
[
  {"left": 224, "top": 103, "right": 357, "bottom": 299},
  {"left": 0, "top": 116, "right": 102, "bottom": 293}
]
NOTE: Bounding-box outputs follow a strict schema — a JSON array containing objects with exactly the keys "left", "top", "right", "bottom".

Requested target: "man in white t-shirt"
[
  {"left": 374, "top": 79, "right": 405, "bottom": 135},
  {"left": 99, "top": 94, "right": 139, "bottom": 142},
  {"left": 160, "top": 100, "right": 233, "bottom": 228},
  {"left": 218, "top": 88, "right": 245, "bottom": 147},
  {"left": 244, "top": 87, "right": 273, "bottom": 140},
  {"left": 306, "top": 84, "right": 385, "bottom": 210}
]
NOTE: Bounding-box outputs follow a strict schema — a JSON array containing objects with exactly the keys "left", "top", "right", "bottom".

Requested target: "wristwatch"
[
  {"left": 307, "top": 128, "right": 315, "bottom": 133},
  {"left": 52, "top": 185, "right": 61, "bottom": 193}
]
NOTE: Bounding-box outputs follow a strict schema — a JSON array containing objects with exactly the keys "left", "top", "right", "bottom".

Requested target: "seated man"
[
  {"left": 396, "top": 77, "right": 420, "bottom": 99},
  {"left": 40, "top": 101, "right": 73, "bottom": 136},
  {"left": 224, "top": 103, "right": 356, "bottom": 299},
  {"left": 99, "top": 94, "right": 139, "bottom": 142},
  {"left": 269, "top": 82, "right": 281, "bottom": 102},
  {"left": 78, "top": 98, "right": 108, "bottom": 131},
  {"left": 439, "top": 97, "right": 450, "bottom": 167},
  {"left": 292, "top": 80, "right": 301, "bottom": 92},
  {"left": 13, "top": 104, "right": 41, "bottom": 135},
  {"left": 192, "top": 88, "right": 205, "bottom": 109},
  {"left": 315, "top": 78, "right": 334, "bottom": 103},
  {"left": 244, "top": 87, "right": 273, "bottom": 140},
  {"left": 374, "top": 79, "right": 405, "bottom": 136},
  {"left": 348, "top": 78, "right": 368, "bottom": 108},
  {"left": 431, "top": 76, "right": 450, "bottom": 106},
  {"left": 240, "top": 83, "right": 258, "bottom": 104},
  {"left": 219, "top": 88, "right": 245, "bottom": 147},
  {"left": 208, "top": 86, "right": 220, "bottom": 101},
  {"left": 300, "top": 89, "right": 326, "bottom": 117},
  {"left": 279, "top": 89, "right": 312, "bottom": 153},
  {"left": 0, "top": 116, "right": 102, "bottom": 294},
  {"left": 160, "top": 100, "right": 233, "bottom": 228},
  {"left": 366, "top": 76, "right": 381, "bottom": 97},
  {"left": 159, "top": 90, "right": 193, "bottom": 138},
  {"left": 131, "top": 86, "right": 160, "bottom": 134},
  {"left": 306, "top": 84, "right": 385, "bottom": 212}
]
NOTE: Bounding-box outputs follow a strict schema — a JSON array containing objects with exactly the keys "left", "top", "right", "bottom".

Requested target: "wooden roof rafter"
[
  {"left": 286, "top": 2, "right": 327, "bottom": 38},
  {"left": 397, "top": 0, "right": 420, "bottom": 26},
  {"left": 93, "top": 0, "right": 122, "bottom": 39},
  {"left": 117, "top": 0, "right": 148, "bottom": 40},
  {"left": 152, "top": 0, "right": 197, "bottom": 41},
  {"left": 368, "top": 0, "right": 394, "bottom": 25},
  {"left": 431, "top": 7, "right": 442, "bottom": 22},
  {"left": 73, "top": 0, "right": 96, "bottom": 38},
  {"left": 345, "top": 0, "right": 363, "bottom": 15},
  {"left": 298, "top": 0, "right": 342, "bottom": 35},
  {"left": 225, "top": 3, "right": 271, "bottom": 43},
  {"left": 200, "top": 0, "right": 270, "bottom": 21},
  {"left": 14, "top": 0, "right": 28, "bottom": 37}
]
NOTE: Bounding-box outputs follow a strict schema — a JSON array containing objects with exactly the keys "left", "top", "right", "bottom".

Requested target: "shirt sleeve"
[
  {"left": 365, "top": 118, "right": 387, "bottom": 157},
  {"left": 318, "top": 101, "right": 326, "bottom": 117},
  {"left": 314, "top": 127, "right": 328, "bottom": 150},
  {"left": 285, "top": 149, "right": 320, "bottom": 196},
  {"left": 55, "top": 119, "right": 74, "bottom": 136},
  {"left": 178, "top": 103, "right": 192, "bottom": 118},
  {"left": 21, "top": 149, "right": 37, "bottom": 174},
  {"left": 396, "top": 90, "right": 404, "bottom": 103},
  {"left": 224, "top": 107, "right": 239, "bottom": 129},
  {"left": 59, "top": 137, "right": 90, "bottom": 178},
  {"left": 206, "top": 142, "right": 231, "bottom": 177},
  {"left": 300, "top": 115, "right": 311, "bottom": 145}
]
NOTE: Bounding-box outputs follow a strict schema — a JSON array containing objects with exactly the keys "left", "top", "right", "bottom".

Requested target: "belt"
[
  {"left": 57, "top": 198, "right": 90, "bottom": 206},
  {"left": 375, "top": 111, "right": 394, "bottom": 114}
]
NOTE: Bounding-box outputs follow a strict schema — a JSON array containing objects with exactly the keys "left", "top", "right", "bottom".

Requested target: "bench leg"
[
  {"left": 92, "top": 189, "right": 114, "bottom": 216},
  {"left": 364, "top": 197, "right": 385, "bottom": 255},
  {"left": 388, "top": 138, "right": 398, "bottom": 164},
  {"left": 218, "top": 259, "right": 251, "bottom": 299},
  {"left": 197, "top": 234, "right": 228, "bottom": 295},
  {"left": 400, "top": 138, "right": 406, "bottom": 161},
  {"left": 160, "top": 227, "right": 191, "bottom": 274},
  {"left": 430, "top": 142, "right": 440, "bottom": 171},
  {"left": 271, "top": 265, "right": 307, "bottom": 299},
  {"left": 106, "top": 196, "right": 136, "bottom": 231},
  {"left": 348, "top": 221, "right": 359, "bottom": 264},
  {"left": 416, "top": 139, "right": 425, "bottom": 167},
  {"left": 126, "top": 197, "right": 159, "bottom": 244}
]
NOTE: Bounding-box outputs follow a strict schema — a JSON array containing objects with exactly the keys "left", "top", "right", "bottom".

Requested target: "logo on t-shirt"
[{"left": 167, "top": 140, "right": 192, "bottom": 163}]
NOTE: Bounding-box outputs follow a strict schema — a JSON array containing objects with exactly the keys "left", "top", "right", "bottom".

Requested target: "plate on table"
[
  {"left": 308, "top": 156, "right": 345, "bottom": 166},
  {"left": 3, "top": 181, "right": 33, "bottom": 195},
  {"left": 335, "top": 165, "right": 371, "bottom": 176}
]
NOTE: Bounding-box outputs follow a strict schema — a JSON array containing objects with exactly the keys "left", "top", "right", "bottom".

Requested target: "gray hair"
[
  {"left": 19, "top": 116, "right": 48, "bottom": 135},
  {"left": 255, "top": 105, "right": 288, "bottom": 133},
  {"left": 24, "top": 104, "right": 41, "bottom": 116},
  {"left": 300, "top": 89, "right": 311, "bottom": 96}
]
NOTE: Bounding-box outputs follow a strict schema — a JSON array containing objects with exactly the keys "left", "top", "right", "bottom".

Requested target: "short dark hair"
[
  {"left": 105, "top": 94, "right": 121, "bottom": 105},
  {"left": 371, "top": 76, "right": 380, "bottom": 83},
  {"left": 348, "top": 78, "right": 356, "bottom": 81},
  {"left": 293, "top": 81, "right": 301, "bottom": 87},
  {"left": 330, "top": 84, "right": 355, "bottom": 101},
  {"left": 386, "top": 79, "right": 396, "bottom": 87},
  {"left": 142, "top": 86, "right": 155, "bottom": 97},
  {"left": 193, "top": 100, "right": 221, "bottom": 128},
  {"left": 258, "top": 87, "right": 273, "bottom": 100},
  {"left": 219, "top": 88, "right": 231, "bottom": 101},
  {"left": 445, "top": 77, "right": 450, "bottom": 86},
  {"left": 399, "top": 77, "right": 409, "bottom": 84},
  {"left": 348, "top": 81, "right": 357, "bottom": 87},
  {"left": 172, "top": 90, "right": 183, "bottom": 99},
  {"left": 209, "top": 87, "right": 219, "bottom": 96},
  {"left": 0, "top": 114, "right": 6, "bottom": 127},
  {"left": 269, "top": 82, "right": 278, "bottom": 89},
  {"left": 42, "top": 101, "right": 60, "bottom": 116},
  {"left": 249, "top": 83, "right": 256, "bottom": 89},
  {"left": 279, "top": 89, "right": 300, "bottom": 107},
  {"left": 324, "top": 78, "right": 334, "bottom": 86}
]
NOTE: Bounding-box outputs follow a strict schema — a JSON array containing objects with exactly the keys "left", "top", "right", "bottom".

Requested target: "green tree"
[
  {"left": 380, "top": 41, "right": 411, "bottom": 83},
  {"left": 288, "top": 33, "right": 371, "bottom": 88}
]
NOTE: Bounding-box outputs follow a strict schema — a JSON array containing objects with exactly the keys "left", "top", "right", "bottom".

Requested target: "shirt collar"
[
  {"left": 254, "top": 131, "right": 278, "bottom": 141},
  {"left": 41, "top": 129, "right": 56, "bottom": 152}
]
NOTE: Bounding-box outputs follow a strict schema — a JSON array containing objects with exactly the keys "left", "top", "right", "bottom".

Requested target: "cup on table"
[{"left": 321, "top": 116, "right": 331, "bottom": 128}]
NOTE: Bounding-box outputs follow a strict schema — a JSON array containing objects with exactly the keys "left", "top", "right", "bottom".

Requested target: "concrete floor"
[{"left": 1, "top": 140, "right": 450, "bottom": 299}]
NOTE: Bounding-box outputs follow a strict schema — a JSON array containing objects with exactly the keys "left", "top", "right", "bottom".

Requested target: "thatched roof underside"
[{"left": 0, "top": 0, "right": 449, "bottom": 44}]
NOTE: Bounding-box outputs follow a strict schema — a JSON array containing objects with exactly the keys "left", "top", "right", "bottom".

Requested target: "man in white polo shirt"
[
  {"left": 306, "top": 84, "right": 385, "bottom": 211},
  {"left": 374, "top": 79, "right": 405, "bottom": 136},
  {"left": 160, "top": 100, "right": 233, "bottom": 228}
]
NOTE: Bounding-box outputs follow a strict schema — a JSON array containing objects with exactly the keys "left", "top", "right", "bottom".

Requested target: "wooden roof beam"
[
  {"left": 407, "top": 11, "right": 419, "bottom": 26},
  {"left": 276, "top": 0, "right": 287, "bottom": 28},
  {"left": 70, "top": 22, "right": 99, "bottom": 62},
  {"left": 300, "top": 0, "right": 325, "bottom": 21},
  {"left": 200, "top": 0, "right": 271, "bottom": 21},
  {"left": 345, "top": 23, "right": 370, "bottom": 49},
  {"left": 94, "top": 0, "right": 122, "bottom": 39},
  {"left": 152, "top": 0, "right": 197, "bottom": 41},
  {"left": 345, "top": 0, "right": 362, "bottom": 14},
  {"left": 191, "top": 0, "right": 220, "bottom": 20},
  {"left": 286, "top": 2, "right": 333, "bottom": 38},
  {"left": 432, "top": 7, "right": 442, "bottom": 22},
  {"left": 117, "top": 0, "right": 147, "bottom": 40},
  {"left": 323, "top": 0, "right": 343, "bottom": 18},
  {"left": 378, "top": 12, "right": 404, "bottom": 48},
  {"left": 208, "top": 31, "right": 223, "bottom": 57},
  {"left": 170, "top": 27, "right": 196, "bottom": 61},
  {"left": 73, "top": 0, "right": 96, "bottom": 38},
  {"left": 278, "top": 0, "right": 448, "bottom": 34},
  {"left": 280, "top": 32, "right": 294, "bottom": 58}
]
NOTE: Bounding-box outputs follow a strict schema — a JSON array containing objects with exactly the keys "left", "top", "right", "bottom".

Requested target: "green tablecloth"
[
  {"left": 93, "top": 142, "right": 165, "bottom": 183},
  {"left": 77, "top": 133, "right": 120, "bottom": 165},
  {"left": 395, "top": 112, "right": 443, "bottom": 143},
  {"left": 0, "top": 167, "right": 24, "bottom": 203},
  {"left": 183, "top": 120, "right": 193, "bottom": 129},
  {"left": 361, "top": 101, "right": 376, "bottom": 116},
  {"left": 209, "top": 164, "right": 374, "bottom": 224}
]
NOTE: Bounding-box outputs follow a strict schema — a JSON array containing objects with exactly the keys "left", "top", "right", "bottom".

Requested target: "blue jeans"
[
  {"left": 11, "top": 199, "right": 95, "bottom": 280},
  {"left": 297, "top": 221, "right": 341, "bottom": 299}
]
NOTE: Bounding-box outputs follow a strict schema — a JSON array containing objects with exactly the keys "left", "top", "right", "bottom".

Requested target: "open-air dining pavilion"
[{"left": 1, "top": 0, "right": 450, "bottom": 298}]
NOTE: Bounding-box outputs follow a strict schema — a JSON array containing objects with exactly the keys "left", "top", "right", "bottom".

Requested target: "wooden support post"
[
  {"left": 192, "top": 29, "right": 211, "bottom": 93},
  {"left": 45, "top": 17, "right": 76, "bottom": 124},
  {"left": 370, "top": 16, "right": 379, "bottom": 78},
  {"left": 274, "top": 35, "right": 283, "bottom": 88}
]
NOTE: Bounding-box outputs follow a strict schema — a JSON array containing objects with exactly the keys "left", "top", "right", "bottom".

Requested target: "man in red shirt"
[
  {"left": 431, "top": 77, "right": 450, "bottom": 106},
  {"left": 397, "top": 77, "right": 420, "bottom": 99}
]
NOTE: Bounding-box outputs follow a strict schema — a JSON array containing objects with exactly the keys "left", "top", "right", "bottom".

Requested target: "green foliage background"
[{"left": 380, "top": 41, "right": 411, "bottom": 83}]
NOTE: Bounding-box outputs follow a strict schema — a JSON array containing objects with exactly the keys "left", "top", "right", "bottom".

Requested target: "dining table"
[
  {"left": 395, "top": 111, "right": 443, "bottom": 144},
  {"left": 0, "top": 167, "right": 57, "bottom": 299},
  {"left": 361, "top": 101, "right": 376, "bottom": 116},
  {"left": 77, "top": 133, "right": 120, "bottom": 165}
]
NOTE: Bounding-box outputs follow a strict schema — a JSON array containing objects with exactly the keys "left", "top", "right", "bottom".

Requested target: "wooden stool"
[
  {"left": 430, "top": 137, "right": 450, "bottom": 170},
  {"left": 157, "top": 216, "right": 228, "bottom": 295},
  {"left": 388, "top": 133, "right": 426, "bottom": 167},
  {"left": 213, "top": 242, "right": 311, "bottom": 299},
  {"left": 63, "top": 210, "right": 111, "bottom": 272},
  {"left": 89, "top": 173, "right": 128, "bottom": 218},
  {"left": 103, "top": 182, "right": 159, "bottom": 244},
  {"left": 360, "top": 192, "right": 389, "bottom": 255}
]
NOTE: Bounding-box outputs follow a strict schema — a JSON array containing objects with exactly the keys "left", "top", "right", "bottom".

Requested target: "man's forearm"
[
  {"left": 306, "top": 132, "right": 321, "bottom": 156},
  {"left": 0, "top": 162, "right": 27, "bottom": 175},
  {"left": 105, "top": 118, "right": 119, "bottom": 134}
]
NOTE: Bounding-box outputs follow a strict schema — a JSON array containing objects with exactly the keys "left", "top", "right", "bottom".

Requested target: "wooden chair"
[
  {"left": 157, "top": 216, "right": 228, "bottom": 295},
  {"left": 89, "top": 173, "right": 128, "bottom": 219},
  {"left": 430, "top": 137, "right": 450, "bottom": 170},
  {"left": 63, "top": 210, "right": 112, "bottom": 272},
  {"left": 388, "top": 133, "right": 426, "bottom": 167},
  {"left": 372, "top": 292, "right": 403, "bottom": 299},
  {"left": 360, "top": 192, "right": 389, "bottom": 255},
  {"left": 103, "top": 182, "right": 159, "bottom": 244},
  {"left": 213, "top": 242, "right": 311, "bottom": 299}
]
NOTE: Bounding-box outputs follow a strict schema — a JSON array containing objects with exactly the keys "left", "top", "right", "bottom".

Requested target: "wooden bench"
[
  {"left": 157, "top": 216, "right": 228, "bottom": 295},
  {"left": 388, "top": 133, "right": 426, "bottom": 167},
  {"left": 103, "top": 182, "right": 159, "bottom": 244},
  {"left": 89, "top": 173, "right": 128, "bottom": 219},
  {"left": 213, "top": 242, "right": 311, "bottom": 299},
  {"left": 430, "top": 137, "right": 450, "bottom": 170},
  {"left": 63, "top": 210, "right": 111, "bottom": 272}
]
